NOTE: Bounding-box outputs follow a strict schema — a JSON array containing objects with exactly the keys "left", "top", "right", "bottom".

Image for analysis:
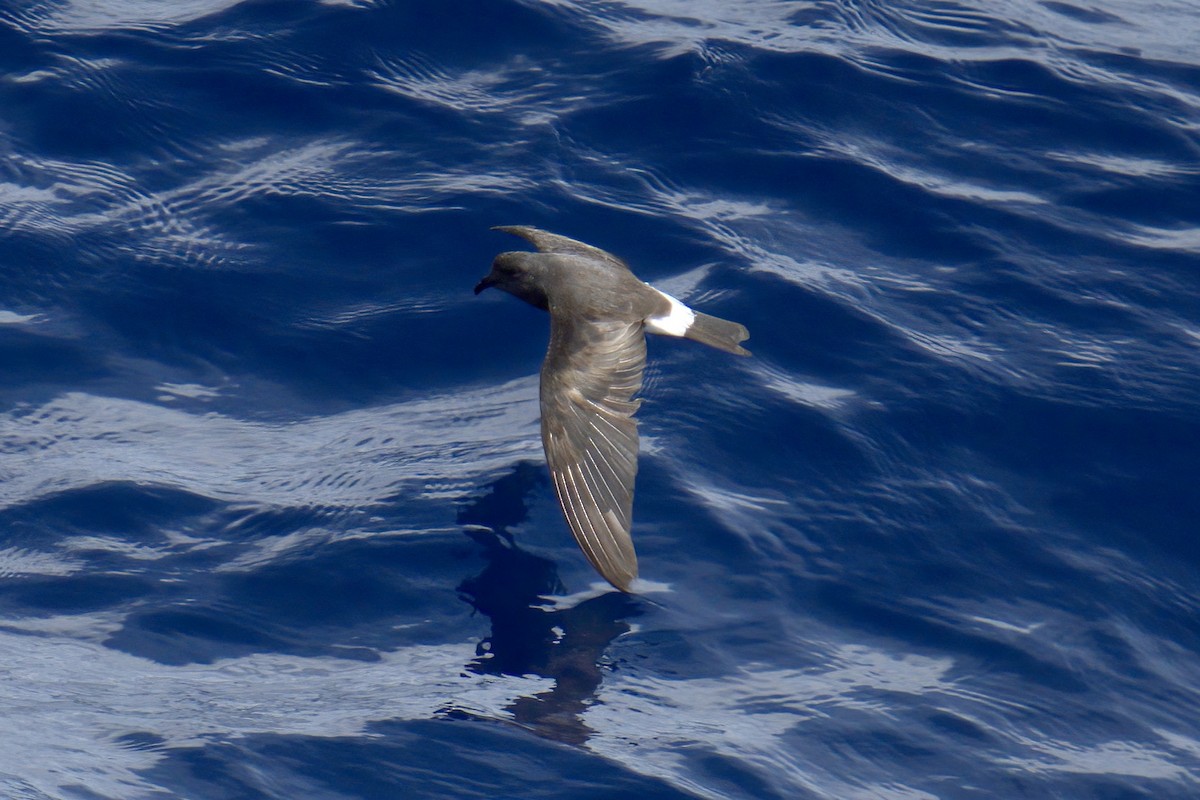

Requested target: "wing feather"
[
  {"left": 540, "top": 316, "right": 645, "bottom": 590},
  {"left": 493, "top": 225, "right": 629, "bottom": 271}
]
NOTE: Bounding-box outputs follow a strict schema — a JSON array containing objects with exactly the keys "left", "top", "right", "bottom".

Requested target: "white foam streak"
[
  {"left": 4, "top": 0, "right": 246, "bottom": 33},
  {"left": 0, "top": 378, "right": 541, "bottom": 512},
  {"left": 0, "top": 622, "right": 546, "bottom": 800},
  {"left": 587, "top": 645, "right": 958, "bottom": 799},
  {"left": 555, "top": 0, "right": 1200, "bottom": 67}
]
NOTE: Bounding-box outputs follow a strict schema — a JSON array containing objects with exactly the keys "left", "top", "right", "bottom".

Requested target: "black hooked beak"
[{"left": 473, "top": 275, "right": 495, "bottom": 295}]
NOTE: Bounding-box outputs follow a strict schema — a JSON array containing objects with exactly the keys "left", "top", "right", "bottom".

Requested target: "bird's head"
[{"left": 474, "top": 251, "right": 549, "bottom": 310}]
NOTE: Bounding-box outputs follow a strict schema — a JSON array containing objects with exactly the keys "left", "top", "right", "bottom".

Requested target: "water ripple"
[
  {"left": 2, "top": 0, "right": 1199, "bottom": 797},
  {"left": 0, "top": 379, "right": 541, "bottom": 512}
]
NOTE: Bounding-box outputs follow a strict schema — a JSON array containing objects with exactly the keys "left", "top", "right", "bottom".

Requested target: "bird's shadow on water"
[{"left": 454, "top": 462, "right": 640, "bottom": 746}]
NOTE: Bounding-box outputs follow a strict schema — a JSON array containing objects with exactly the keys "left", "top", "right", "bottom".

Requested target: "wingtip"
[
  {"left": 601, "top": 564, "right": 639, "bottom": 593},
  {"left": 574, "top": 527, "right": 640, "bottom": 594},
  {"left": 491, "top": 224, "right": 533, "bottom": 236}
]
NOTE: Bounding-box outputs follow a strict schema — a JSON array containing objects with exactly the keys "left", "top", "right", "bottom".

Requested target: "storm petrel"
[{"left": 474, "top": 226, "right": 750, "bottom": 592}]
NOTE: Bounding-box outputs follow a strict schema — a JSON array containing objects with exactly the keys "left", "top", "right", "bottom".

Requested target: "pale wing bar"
[{"left": 540, "top": 317, "right": 646, "bottom": 590}]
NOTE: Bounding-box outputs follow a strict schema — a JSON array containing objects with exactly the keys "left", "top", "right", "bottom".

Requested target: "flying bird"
[{"left": 474, "top": 226, "right": 750, "bottom": 591}]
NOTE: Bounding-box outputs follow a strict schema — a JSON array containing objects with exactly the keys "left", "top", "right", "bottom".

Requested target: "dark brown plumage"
[{"left": 474, "top": 226, "right": 749, "bottom": 591}]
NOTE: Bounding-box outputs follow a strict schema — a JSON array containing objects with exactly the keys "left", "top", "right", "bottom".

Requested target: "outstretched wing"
[
  {"left": 493, "top": 225, "right": 628, "bottom": 271},
  {"left": 540, "top": 315, "right": 646, "bottom": 591}
]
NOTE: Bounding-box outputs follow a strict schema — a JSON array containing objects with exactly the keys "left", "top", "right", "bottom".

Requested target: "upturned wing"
[
  {"left": 540, "top": 315, "right": 645, "bottom": 591},
  {"left": 493, "top": 225, "right": 628, "bottom": 271}
]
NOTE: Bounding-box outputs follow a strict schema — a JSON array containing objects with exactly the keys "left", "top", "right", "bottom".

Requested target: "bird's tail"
[{"left": 685, "top": 311, "right": 751, "bottom": 356}]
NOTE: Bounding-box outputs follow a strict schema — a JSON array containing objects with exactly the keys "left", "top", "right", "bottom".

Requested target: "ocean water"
[{"left": 2, "top": 1, "right": 1199, "bottom": 798}]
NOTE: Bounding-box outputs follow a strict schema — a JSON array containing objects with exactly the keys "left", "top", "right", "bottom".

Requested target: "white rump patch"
[{"left": 644, "top": 286, "right": 695, "bottom": 337}]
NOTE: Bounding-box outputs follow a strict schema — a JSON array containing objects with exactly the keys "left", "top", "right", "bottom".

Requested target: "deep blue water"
[{"left": 2, "top": 1, "right": 1200, "bottom": 798}]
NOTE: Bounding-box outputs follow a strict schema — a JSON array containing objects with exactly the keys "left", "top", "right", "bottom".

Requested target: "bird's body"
[{"left": 475, "top": 226, "right": 749, "bottom": 591}]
